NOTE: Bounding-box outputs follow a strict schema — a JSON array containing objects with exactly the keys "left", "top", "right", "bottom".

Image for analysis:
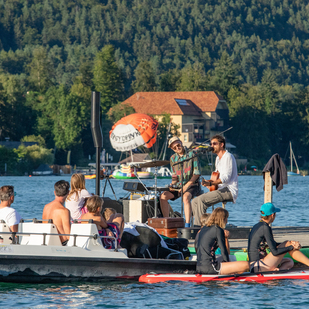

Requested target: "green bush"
[{"left": 15, "top": 145, "right": 54, "bottom": 175}]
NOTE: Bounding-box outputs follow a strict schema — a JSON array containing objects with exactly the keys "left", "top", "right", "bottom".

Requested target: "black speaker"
[
  {"left": 91, "top": 91, "right": 103, "bottom": 148},
  {"left": 101, "top": 197, "right": 123, "bottom": 214},
  {"left": 123, "top": 182, "right": 145, "bottom": 193}
]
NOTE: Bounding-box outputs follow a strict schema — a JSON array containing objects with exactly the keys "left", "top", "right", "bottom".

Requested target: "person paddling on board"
[
  {"left": 248, "top": 202, "right": 309, "bottom": 273},
  {"left": 196, "top": 207, "right": 249, "bottom": 275}
]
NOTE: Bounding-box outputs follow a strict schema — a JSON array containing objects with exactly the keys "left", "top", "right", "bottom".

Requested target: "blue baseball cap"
[{"left": 260, "top": 203, "right": 281, "bottom": 216}]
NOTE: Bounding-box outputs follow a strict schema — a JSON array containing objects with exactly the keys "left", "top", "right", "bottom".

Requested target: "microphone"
[{"left": 192, "top": 145, "right": 214, "bottom": 153}]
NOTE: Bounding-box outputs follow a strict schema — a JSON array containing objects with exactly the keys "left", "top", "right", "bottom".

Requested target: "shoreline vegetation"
[{"left": 2, "top": 1, "right": 309, "bottom": 175}]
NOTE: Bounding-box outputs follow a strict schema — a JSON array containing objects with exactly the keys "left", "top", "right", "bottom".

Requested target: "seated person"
[
  {"left": 66, "top": 173, "right": 91, "bottom": 220},
  {"left": 195, "top": 213, "right": 231, "bottom": 258},
  {"left": 194, "top": 213, "right": 211, "bottom": 253},
  {"left": 0, "top": 185, "right": 22, "bottom": 233},
  {"left": 160, "top": 136, "right": 201, "bottom": 227},
  {"left": 248, "top": 202, "right": 309, "bottom": 273},
  {"left": 42, "top": 180, "right": 71, "bottom": 246},
  {"left": 81, "top": 196, "right": 124, "bottom": 249},
  {"left": 102, "top": 207, "right": 117, "bottom": 222},
  {"left": 196, "top": 207, "right": 248, "bottom": 275}
]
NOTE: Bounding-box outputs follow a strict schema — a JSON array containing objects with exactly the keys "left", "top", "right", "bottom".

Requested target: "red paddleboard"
[{"left": 139, "top": 270, "right": 309, "bottom": 283}]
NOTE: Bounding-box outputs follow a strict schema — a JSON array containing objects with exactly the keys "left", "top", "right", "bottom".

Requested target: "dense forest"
[{"left": 1, "top": 0, "right": 309, "bottom": 173}]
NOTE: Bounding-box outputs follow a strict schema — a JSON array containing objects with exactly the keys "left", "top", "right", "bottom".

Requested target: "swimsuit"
[
  {"left": 196, "top": 225, "right": 229, "bottom": 274},
  {"left": 99, "top": 223, "right": 121, "bottom": 249},
  {"left": 248, "top": 221, "right": 294, "bottom": 273}
]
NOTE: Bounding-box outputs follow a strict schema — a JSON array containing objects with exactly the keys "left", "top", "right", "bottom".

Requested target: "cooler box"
[
  {"left": 156, "top": 228, "right": 178, "bottom": 238},
  {"left": 148, "top": 217, "right": 184, "bottom": 229}
]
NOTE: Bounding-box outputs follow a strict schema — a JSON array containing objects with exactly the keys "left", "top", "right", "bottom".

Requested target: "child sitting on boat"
[
  {"left": 196, "top": 208, "right": 249, "bottom": 275},
  {"left": 248, "top": 202, "right": 309, "bottom": 273},
  {"left": 80, "top": 196, "right": 124, "bottom": 249},
  {"left": 66, "top": 173, "right": 91, "bottom": 220},
  {"left": 102, "top": 207, "right": 117, "bottom": 222}
]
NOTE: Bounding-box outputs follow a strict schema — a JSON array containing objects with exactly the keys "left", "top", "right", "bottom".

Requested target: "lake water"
[{"left": 0, "top": 175, "right": 309, "bottom": 308}]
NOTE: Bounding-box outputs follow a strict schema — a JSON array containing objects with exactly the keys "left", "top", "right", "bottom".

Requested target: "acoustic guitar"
[{"left": 201, "top": 171, "right": 220, "bottom": 191}]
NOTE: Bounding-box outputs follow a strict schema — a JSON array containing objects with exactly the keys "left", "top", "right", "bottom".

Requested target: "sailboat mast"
[{"left": 290, "top": 141, "right": 293, "bottom": 172}]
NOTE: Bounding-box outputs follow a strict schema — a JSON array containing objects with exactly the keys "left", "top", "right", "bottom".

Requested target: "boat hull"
[
  {"left": 0, "top": 254, "right": 196, "bottom": 283},
  {"left": 287, "top": 171, "right": 302, "bottom": 176}
]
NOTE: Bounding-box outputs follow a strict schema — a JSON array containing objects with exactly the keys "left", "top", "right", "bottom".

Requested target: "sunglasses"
[
  {"left": 172, "top": 144, "right": 182, "bottom": 150},
  {"left": 210, "top": 142, "right": 219, "bottom": 146}
]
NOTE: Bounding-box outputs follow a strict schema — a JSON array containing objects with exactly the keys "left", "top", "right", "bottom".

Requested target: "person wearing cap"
[
  {"left": 247, "top": 202, "right": 309, "bottom": 273},
  {"left": 191, "top": 134, "right": 238, "bottom": 226},
  {"left": 159, "top": 136, "right": 202, "bottom": 227}
]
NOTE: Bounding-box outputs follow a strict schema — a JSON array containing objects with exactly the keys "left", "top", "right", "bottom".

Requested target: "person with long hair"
[
  {"left": 65, "top": 173, "right": 91, "bottom": 220},
  {"left": 196, "top": 207, "right": 249, "bottom": 275},
  {"left": 248, "top": 202, "right": 309, "bottom": 273}
]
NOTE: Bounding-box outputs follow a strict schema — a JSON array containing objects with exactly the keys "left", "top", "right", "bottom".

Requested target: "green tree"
[
  {"left": 15, "top": 144, "right": 54, "bottom": 174},
  {"left": 0, "top": 146, "right": 18, "bottom": 175},
  {"left": 154, "top": 113, "right": 180, "bottom": 160},
  {"left": 107, "top": 102, "right": 136, "bottom": 123},
  {"left": 93, "top": 45, "right": 124, "bottom": 114},
  {"left": 177, "top": 62, "right": 208, "bottom": 91},
  {"left": 28, "top": 47, "right": 54, "bottom": 93},
  {"left": 21, "top": 135, "right": 46, "bottom": 147},
  {"left": 159, "top": 69, "right": 181, "bottom": 91},
  {"left": 0, "top": 74, "right": 35, "bottom": 141},
  {"left": 210, "top": 51, "right": 240, "bottom": 98},
  {"left": 132, "top": 61, "right": 157, "bottom": 92}
]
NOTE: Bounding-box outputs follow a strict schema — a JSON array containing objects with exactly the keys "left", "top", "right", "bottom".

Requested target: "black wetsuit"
[
  {"left": 196, "top": 225, "right": 229, "bottom": 274},
  {"left": 248, "top": 221, "right": 293, "bottom": 262}
]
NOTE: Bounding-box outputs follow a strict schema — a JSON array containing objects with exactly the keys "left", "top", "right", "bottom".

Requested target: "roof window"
[{"left": 175, "top": 99, "right": 189, "bottom": 106}]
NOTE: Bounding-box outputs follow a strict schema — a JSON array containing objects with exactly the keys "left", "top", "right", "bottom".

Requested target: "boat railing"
[{"left": 0, "top": 231, "right": 118, "bottom": 251}]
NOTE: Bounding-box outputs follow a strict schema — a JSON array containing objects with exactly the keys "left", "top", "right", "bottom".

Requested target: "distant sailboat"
[{"left": 287, "top": 141, "right": 301, "bottom": 176}]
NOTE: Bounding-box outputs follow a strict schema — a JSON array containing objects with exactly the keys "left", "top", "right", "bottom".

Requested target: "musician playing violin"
[
  {"left": 192, "top": 135, "right": 238, "bottom": 226},
  {"left": 160, "top": 136, "right": 202, "bottom": 227}
]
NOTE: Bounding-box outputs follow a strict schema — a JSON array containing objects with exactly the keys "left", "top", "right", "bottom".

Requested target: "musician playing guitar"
[
  {"left": 160, "top": 136, "right": 202, "bottom": 227},
  {"left": 192, "top": 135, "right": 238, "bottom": 226}
]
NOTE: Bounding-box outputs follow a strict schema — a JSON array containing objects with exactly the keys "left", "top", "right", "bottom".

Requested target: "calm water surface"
[{"left": 0, "top": 175, "right": 309, "bottom": 308}]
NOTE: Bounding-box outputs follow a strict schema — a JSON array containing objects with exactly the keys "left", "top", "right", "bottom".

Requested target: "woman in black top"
[
  {"left": 248, "top": 202, "right": 309, "bottom": 273},
  {"left": 196, "top": 208, "right": 249, "bottom": 275}
]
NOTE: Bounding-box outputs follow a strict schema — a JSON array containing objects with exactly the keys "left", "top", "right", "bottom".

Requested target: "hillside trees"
[
  {"left": 93, "top": 45, "right": 124, "bottom": 114},
  {"left": 2, "top": 0, "right": 309, "bottom": 165}
]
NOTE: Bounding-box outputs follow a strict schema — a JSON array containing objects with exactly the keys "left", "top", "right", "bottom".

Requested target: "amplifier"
[
  {"left": 123, "top": 182, "right": 145, "bottom": 193},
  {"left": 122, "top": 199, "right": 161, "bottom": 223}
]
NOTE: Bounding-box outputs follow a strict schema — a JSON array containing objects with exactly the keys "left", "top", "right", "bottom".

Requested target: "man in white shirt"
[
  {"left": 0, "top": 185, "right": 22, "bottom": 232},
  {"left": 192, "top": 135, "right": 238, "bottom": 226}
]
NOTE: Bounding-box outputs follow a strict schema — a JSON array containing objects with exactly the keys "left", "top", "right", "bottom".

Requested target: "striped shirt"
[{"left": 170, "top": 148, "right": 201, "bottom": 188}]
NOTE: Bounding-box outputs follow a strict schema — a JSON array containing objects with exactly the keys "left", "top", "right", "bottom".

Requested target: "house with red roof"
[{"left": 119, "top": 91, "right": 229, "bottom": 146}]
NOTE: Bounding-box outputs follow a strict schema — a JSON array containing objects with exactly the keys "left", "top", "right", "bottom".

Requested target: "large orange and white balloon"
[{"left": 109, "top": 113, "right": 158, "bottom": 151}]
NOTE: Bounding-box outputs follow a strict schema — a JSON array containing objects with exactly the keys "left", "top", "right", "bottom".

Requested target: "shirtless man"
[{"left": 42, "top": 180, "right": 70, "bottom": 246}]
